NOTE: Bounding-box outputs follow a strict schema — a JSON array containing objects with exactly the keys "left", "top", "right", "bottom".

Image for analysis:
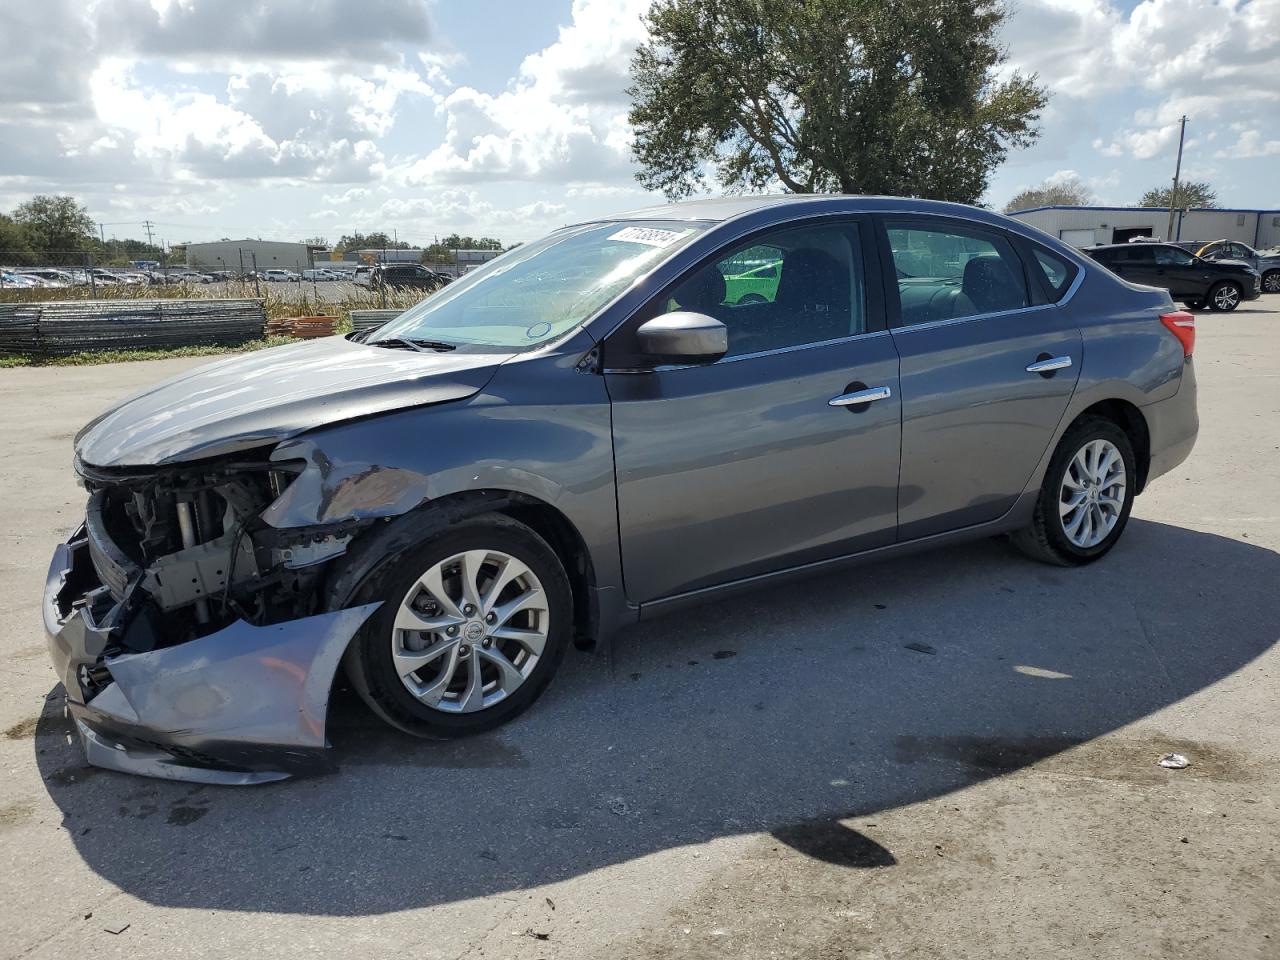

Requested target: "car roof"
[
  {"left": 1088, "top": 242, "right": 1180, "bottom": 250},
  {"left": 604, "top": 193, "right": 1020, "bottom": 225}
]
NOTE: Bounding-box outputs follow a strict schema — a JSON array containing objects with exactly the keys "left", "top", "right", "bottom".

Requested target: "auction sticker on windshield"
[{"left": 607, "top": 226, "right": 691, "bottom": 248}]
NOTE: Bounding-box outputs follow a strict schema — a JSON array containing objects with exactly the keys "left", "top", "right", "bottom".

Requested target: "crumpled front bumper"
[{"left": 44, "top": 527, "right": 379, "bottom": 785}]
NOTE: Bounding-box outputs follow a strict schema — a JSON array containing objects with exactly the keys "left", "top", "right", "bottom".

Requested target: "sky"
[{"left": 2, "top": 0, "right": 1277, "bottom": 249}]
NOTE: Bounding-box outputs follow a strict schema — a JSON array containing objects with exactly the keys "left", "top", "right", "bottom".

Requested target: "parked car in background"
[
  {"left": 205, "top": 270, "right": 237, "bottom": 282},
  {"left": 263, "top": 268, "right": 299, "bottom": 282},
  {"left": 721, "top": 255, "right": 783, "bottom": 303},
  {"left": 1, "top": 271, "right": 41, "bottom": 288},
  {"left": 372, "top": 263, "right": 451, "bottom": 291},
  {"left": 1180, "top": 239, "right": 1280, "bottom": 294},
  {"left": 17, "top": 268, "right": 74, "bottom": 287},
  {"left": 352, "top": 265, "right": 374, "bottom": 287},
  {"left": 46, "top": 195, "right": 1199, "bottom": 783},
  {"left": 162, "top": 270, "right": 210, "bottom": 284},
  {"left": 302, "top": 268, "right": 334, "bottom": 281},
  {"left": 1085, "top": 241, "right": 1261, "bottom": 311}
]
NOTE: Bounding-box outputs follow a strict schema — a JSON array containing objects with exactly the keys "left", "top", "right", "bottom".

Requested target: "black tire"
[
  {"left": 1263, "top": 270, "right": 1280, "bottom": 294},
  {"left": 1208, "top": 281, "right": 1242, "bottom": 312},
  {"left": 343, "top": 513, "right": 573, "bottom": 739},
  {"left": 1012, "top": 417, "right": 1137, "bottom": 567}
]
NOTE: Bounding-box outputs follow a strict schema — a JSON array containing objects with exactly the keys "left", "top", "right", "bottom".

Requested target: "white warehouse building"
[
  {"left": 184, "top": 240, "right": 315, "bottom": 273},
  {"left": 1007, "top": 205, "right": 1280, "bottom": 250}
]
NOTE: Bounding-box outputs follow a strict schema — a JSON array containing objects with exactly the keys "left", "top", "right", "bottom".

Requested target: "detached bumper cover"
[{"left": 44, "top": 528, "right": 379, "bottom": 784}]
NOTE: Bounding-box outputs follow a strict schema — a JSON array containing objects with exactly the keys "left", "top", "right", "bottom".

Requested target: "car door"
[
  {"left": 1106, "top": 244, "right": 1160, "bottom": 288},
  {"left": 603, "top": 218, "right": 901, "bottom": 603},
  {"left": 879, "top": 217, "right": 1083, "bottom": 539},
  {"left": 1153, "top": 245, "right": 1210, "bottom": 299}
]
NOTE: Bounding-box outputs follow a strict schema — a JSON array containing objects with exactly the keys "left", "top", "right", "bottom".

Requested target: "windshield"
[{"left": 369, "top": 220, "right": 706, "bottom": 351}]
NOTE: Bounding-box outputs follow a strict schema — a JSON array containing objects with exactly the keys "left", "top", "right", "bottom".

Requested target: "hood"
[{"left": 75, "top": 336, "right": 513, "bottom": 467}]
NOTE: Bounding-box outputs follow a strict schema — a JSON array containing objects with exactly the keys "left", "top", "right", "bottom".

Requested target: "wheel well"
[
  {"left": 323, "top": 489, "right": 599, "bottom": 649},
  {"left": 1071, "top": 399, "right": 1151, "bottom": 493},
  {"left": 493, "top": 496, "right": 598, "bottom": 651}
]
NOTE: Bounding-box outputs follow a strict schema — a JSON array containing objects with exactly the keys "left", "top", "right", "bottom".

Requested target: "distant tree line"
[
  {"left": 1004, "top": 177, "right": 1219, "bottom": 214},
  {"left": 1, "top": 195, "right": 168, "bottom": 265}
]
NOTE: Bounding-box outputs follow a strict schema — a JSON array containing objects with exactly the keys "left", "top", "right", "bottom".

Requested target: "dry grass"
[{"left": 0, "top": 336, "right": 298, "bottom": 368}]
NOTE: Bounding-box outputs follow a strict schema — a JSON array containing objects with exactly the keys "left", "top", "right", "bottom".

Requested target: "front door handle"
[
  {"left": 1026, "top": 356, "right": 1072, "bottom": 374},
  {"left": 829, "top": 385, "right": 892, "bottom": 407}
]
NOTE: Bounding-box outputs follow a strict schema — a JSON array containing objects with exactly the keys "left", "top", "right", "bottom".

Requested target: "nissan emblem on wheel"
[{"left": 44, "top": 195, "right": 1199, "bottom": 783}]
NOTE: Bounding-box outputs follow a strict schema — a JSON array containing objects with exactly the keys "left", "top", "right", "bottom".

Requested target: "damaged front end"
[{"left": 44, "top": 451, "right": 381, "bottom": 784}]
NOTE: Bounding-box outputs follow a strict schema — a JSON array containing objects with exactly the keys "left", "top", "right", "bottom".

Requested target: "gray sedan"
[{"left": 45, "top": 196, "right": 1199, "bottom": 783}]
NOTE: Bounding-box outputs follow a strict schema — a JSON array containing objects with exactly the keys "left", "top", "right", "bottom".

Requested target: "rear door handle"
[
  {"left": 829, "top": 385, "right": 892, "bottom": 407},
  {"left": 1025, "top": 356, "right": 1072, "bottom": 374}
]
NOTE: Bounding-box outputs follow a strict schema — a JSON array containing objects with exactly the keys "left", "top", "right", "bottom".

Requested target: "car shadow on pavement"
[{"left": 33, "top": 518, "right": 1280, "bottom": 915}]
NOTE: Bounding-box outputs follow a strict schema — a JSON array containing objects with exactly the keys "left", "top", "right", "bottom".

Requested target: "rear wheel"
[
  {"left": 1263, "top": 271, "right": 1280, "bottom": 294},
  {"left": 344, "top": 514, "right": 573, "bottom": 738},
  {"left": 1012, "top": 418, "right": 1136, "bottom": 566},
  {"left": 1208, "top": 281, "right": 1242, "bottom": 312}
]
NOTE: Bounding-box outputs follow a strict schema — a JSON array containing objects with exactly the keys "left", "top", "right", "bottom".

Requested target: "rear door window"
[{"left": 885, "top": 220, "right": 1028, "bottom": 325}]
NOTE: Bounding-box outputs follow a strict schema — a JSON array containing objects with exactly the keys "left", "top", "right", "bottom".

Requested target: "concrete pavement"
[{"left": 1, "top": 300, "right": 1277, "bottom": 959}]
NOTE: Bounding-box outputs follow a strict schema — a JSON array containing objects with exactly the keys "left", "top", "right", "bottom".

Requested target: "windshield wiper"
[{"left": 369, "top": 336, "right": 457, "bottom": 352}]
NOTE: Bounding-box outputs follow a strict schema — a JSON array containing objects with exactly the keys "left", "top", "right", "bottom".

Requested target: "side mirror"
[{"left": 635, "top": 312, "right": 728, "bottom": 365}]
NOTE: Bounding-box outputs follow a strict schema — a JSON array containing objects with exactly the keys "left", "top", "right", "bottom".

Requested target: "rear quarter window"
[{"left": 1031, "top": 246, "right": 1079, "bottom": 302}]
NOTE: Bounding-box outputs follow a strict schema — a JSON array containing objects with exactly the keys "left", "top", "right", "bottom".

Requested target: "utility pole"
[
  {"left": 142, "top": 220, "right": 156, "bottom": 247},
  {"left": 1165, "top": 116, "right": 1188, "bottom": 242}
]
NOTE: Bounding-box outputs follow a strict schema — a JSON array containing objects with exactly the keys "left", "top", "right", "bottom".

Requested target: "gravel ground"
[{"left": 0, "top": 298, "right": 1277, "bottom": 959}]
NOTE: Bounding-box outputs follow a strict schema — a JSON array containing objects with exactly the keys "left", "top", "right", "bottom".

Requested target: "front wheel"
[
  {"left": 1012, "top": 418, "right": 1136, "bottom": 566},
  {"left": 344, "top": 513, "right": 573, "bottom": 739},
  {"left": 1208, "top": 281, "right": 1242, "bottom": 312}
]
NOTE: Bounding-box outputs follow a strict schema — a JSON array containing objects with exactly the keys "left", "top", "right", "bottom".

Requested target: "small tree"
[
  {"left": 1140, "top": 180, "right": 1218, "bottom": 209},
  {"left": 335, "top": 231, "right": 409, "bottom": 252},
  {"left": 628, "top": 0, "right": 1047, "bottom": 203},
  {"left": 13, "top": 195, "right": 96, "bottom": 253},
  {"left": 1004, "top": 176, "right": 1093, "bottom": 213},
  {"left": 422, "top": 244, "right": 456, "bottom": 264}
]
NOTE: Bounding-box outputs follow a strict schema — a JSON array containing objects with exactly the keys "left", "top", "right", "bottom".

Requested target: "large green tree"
[
  {"left": 0, "top": 213, "right": 33, "bottom": 257},
  {"left": 12, "top": 195, "right": 96, "bottom": 252},
  {"left": 628, "top": 0, "right": 1047, "bottom": 203},
  {"left": 1004, "top": 176, "right": 1093, "bottom": 213},
  {"left": 1140, "top": 180, "right": 1218, "bottom": 209}
]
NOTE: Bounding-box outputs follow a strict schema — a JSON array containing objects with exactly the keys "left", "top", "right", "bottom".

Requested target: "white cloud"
[
  {"left": 1007, "top": 0, "right": 1280, "bottom": 162},
  {"left": 1217, "top": 129, "right": 1280, "bottom": 158},
  {"left": 402, "top": 0, "right": 649, "bottom": 186},
  {"left": 98, "top": 0, "right": 433, "bottom": 64}
]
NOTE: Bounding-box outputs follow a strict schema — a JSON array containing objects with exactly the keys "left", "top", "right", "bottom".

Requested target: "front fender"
[{"left": 259, "top": 346, "right": 624, "bottom": 619}]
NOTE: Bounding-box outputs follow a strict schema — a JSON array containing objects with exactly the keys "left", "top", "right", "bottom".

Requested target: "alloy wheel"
[
  {"left": 1264, "top": 273, "right": 1280, "bottom": 294},
  {"left": 1213, "top": 284, "right": 1240, "bottom": 310},
  {"left": 1059, "top": 438, "right": 1126, "bottom": 549},
  {"left": 391, "top": 550, "right": 549, "bottom": 713}
]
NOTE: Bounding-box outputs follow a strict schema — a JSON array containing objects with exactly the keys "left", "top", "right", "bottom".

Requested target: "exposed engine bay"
[{"left": 71, "top": 451, "right": 369, "bottom": 659}]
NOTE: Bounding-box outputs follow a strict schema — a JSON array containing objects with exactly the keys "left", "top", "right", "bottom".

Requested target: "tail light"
[{"left": 1160, "top": 311, "right": 1195, "bottom": 357}]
